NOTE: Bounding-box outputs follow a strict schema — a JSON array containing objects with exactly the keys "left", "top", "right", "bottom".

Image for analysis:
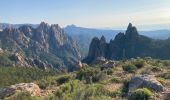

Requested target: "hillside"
[
  {"left": 0, "top": 22, "right": 81, "bottom": 71},
  {"left": 0, "top": 57, "right": 170, "bottom": 99}
]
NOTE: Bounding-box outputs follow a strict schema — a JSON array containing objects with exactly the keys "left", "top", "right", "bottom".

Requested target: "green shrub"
[
  {"left": 133, "top": 60, "right": 145, "bottom": 68},
  {"left": 56, "top": 75, "right": 71, "bottom": 85},
  {"left": 0, "top": 54, "right": 13, "bottom": 67},
  {"left": 156, "top": 77, "right": 166, "bottom": 85},
  {"left": 162, "top": 60, "right": 170, "bottom": 67},
  {"left": 106, "top": 68, "right": 114, "bottom": 75},
  {"left": 111, "top": 77, "right": 122, "bottom": 83},
  {"left": 151, "top": 66, "right": 162, "bottom": 72},
  {"left": 0, "top": 67, "right": 58, "bottom": 88},
  {"left": 5, "top": 92, "right": 32, "bottom": 100},
  {"left": 122, "top": 63, "right": 137, "bottom": 73},
  {"left": 76, "top": 67, "right": 106, "bottom": 84},
  {"left": 160, "top": 72, "right": 170, "bottom": 79},
  {"left": 121, "top": 79, "right": 130, "bottom": 94},
  {"left": 37, "top": 79, "right": 50, "bottom": 89},
  {"left": 55, "top": 80, "right": 112, "bottom": 100},
  {"left": 129, "top": 88, "right": 153, "bottom": 100}
]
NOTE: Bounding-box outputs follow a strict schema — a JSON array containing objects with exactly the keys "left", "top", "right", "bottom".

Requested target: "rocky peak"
[
  {"left": 0, "top": 22, "right": 81, "bottom": 70},
  {"left": 125, "top": 23, "right": 139, "bottom": 41},
  {"left": 84, "top": 23, "right": 141, "bottom": 63},
  {"left": 38, "top": 22, "right": 50, "bottom": 30},
  {"left": 100, "top": 35, "right": 106, "bottom": 43},
  {"left": 49, "top": 24, "right": 65, "bottom": 46},
  {"left": 19, "top": 25, "right": 33, "bottom": 37},
  {"left": 114, "top": 32, "right": 125, "bottom": 42},
  {"left": 88, "top": 37, "right": 100, "bottom": 58}
]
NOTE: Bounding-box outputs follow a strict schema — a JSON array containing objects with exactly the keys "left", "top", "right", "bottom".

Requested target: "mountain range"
[
  {"left": 0, "top": 22, "right": 80, "bottom": 71},
  {"left": 64, "top": 25, "right": 170, "bottom": 57}
]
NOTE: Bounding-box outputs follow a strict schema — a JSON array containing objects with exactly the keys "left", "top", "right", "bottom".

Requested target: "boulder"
[
  {"left": 102, "top": 60, "right": 115, "bottom": 69},
  {"left": 0, "top": 48, "right": 3, "bottom": 53},
  {"left": 129, "top": 75, "right": 164, "bottom": 92},
  {"left": 92, "top": 57, "right": 107, "bottom": 65},
  {"left": 0, "top": 83, "right": 41, "bottom": 99},
  {"left": 75, "top": 61, "right": 83, "bottom": 69}
]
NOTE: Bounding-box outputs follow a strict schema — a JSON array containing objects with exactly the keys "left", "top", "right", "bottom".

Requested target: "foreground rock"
[
  {"left": 129, "top": 75, "right": 164, "bottom": 92},
  {"left": 0, "top": 83, "right": 41, "bottom": 99}
]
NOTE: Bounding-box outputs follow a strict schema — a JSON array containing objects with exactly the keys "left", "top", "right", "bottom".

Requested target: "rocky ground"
[{"left": 0, "top": 57, "right": 170, "bottom": 100}]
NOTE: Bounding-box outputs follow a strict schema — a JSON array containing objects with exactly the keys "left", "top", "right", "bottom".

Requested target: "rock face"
[
  {"left": 83, "top": 23, "right": 170, "bottom": 63},
  {"left": 0, "top": 22, "right": 81, "bottom": 70},
  {"left": 0, "top": 83, "right": 41, "bottom": 99},
  {"left": 0, "top": 48, "right": 3, "bottom": 53},
  {"left": 128, "top": 75, "right": 164, "bottom": 92},
  {"left": 83, "top": 23, "right": 140, "bottom": 63}
]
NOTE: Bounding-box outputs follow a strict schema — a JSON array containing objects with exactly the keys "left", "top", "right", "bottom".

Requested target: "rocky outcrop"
[
  {"left": 0, "top": 48, "right": 3, "bottom": 53},
  {"left": 83, "top": 23, "right": 140, "bottom": 63},
  {"left": 83, "top": 23, "right": 170, "bottom": 64},
  {"left": 83, "top": 36, "right": 108, "bottom": 63},
  {"left": 128, "top": 75, "right": 164, "bottom": 92},
  {"left": 0, "top": 22, "right": 81, "bottom": 70},
  {"left": 0, "top": 83, "right": 41, "bottom": 99}
]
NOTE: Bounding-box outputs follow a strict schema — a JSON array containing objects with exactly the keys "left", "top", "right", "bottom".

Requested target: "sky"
[{"left": 1, "top": 0, "right": 170, "bottom": 30}]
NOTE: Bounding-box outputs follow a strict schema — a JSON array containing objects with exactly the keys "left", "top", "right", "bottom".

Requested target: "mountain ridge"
[
  {"left": 0, "top": 22, "right": 81, "bottom": 71},
  {"left": 83, "top": 23, "right": 170, "bottom": 63}
]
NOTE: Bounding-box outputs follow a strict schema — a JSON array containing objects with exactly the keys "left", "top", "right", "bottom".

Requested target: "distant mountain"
[
  {"left": 83, "top": 23, "right": 170, "bottom": 63},
  {"left": 0, "top": 23, "right": 38, "bottom": 30},
  {"left": 64, "top": 25, "right": 170, "bottom": 57},
  {"left": 140, "top": 30, "right": 170, "bottom": 40},
  {"left": 0, "top": 22, "right": 80, "bottom": 71},
  {"left": 64, "top": 25, "right": 121, "bottom": 57}
]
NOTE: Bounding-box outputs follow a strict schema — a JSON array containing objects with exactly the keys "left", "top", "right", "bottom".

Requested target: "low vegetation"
[
  {"left": 129, "top": 88, "right": 153, "bottom": 100},
  {"left": 0, "top": 57, "right": 170, "bottom": 99},
  {"left": 122, "top": 63, "right": 137, "bottom": 73},
  {"left": 0, "top": 67, "right": 58, "bottom": 88}
]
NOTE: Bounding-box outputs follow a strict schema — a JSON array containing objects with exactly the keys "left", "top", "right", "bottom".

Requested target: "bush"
[
  {"left": 160, "top": 72, "right": 170, "bottom": 79},
  {"left": 156, "top": 77, "right": 166, "bottom": 85},
  {"left": 56, "top": 75, "right": 71, "bottom": 85},
  {"left": 122, "top": 63, "right": 137, "bottom": 73},
  {"left": 133, "top": 60, "right": 145, "bottom": 68},
  {"left": 162, "top": 60, "right": 170, "bottom": 66},
  {"left": 111, "top": 77, "right": 122, "bottom": 83},
  {"left": 76, "top": 67, "right": 106, "bottom": 83},
  {"left": 5, "top": 92, "right": 32, "bottom": 100},
  {"left": 55, "top": 80, "right": 112, "bottom": 100},
  {"left": 129, "top": 88, "right": 153, "bottom": 100},
  {"left": 0, "top": 67, "right": 58, "bottom": 88},
  {"left": 106, "top": 68, "right": 114, "bottom": 75}
]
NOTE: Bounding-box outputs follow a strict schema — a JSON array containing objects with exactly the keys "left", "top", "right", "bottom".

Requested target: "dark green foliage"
[
  {"left": 121, "top": 79, "right": 130, "bottom": 95},
  {"left": 122, "top": 63, "right": 137, "bottom": 73},
  {"left": 0, "top": 67, "right": 57, "bottom": 88},
  {"left": 76, "top": 67, "right": 106, "bottom": 83},
  {"left": 6, "top": 92, "right": 32, "bottom": 100},
  {"left": 105, "top": 68, "right": 114, "bottom": 75},
  {"left": 37, "top": 79, "right": 51, "bottom": 89},
  {"left": 133, "top": 60, "right": 145, "bottom": 68},
  {"left": 55, "top": 80, "right": 111, "bottom": 100},
  {"left": 129, "top": 88, "right": 153, "bottom": 100},
  {"left": 56, "top": 75, "right": 71, "bottom": 85},
  {"left": 0, "top": 54, "right": 13, "bottom": 67},
  {"left": 160, "top": 71, "right": 170, "bottom": 79},
  {"left": 111, "top": 77, "right": 122, "bottom": 83}
]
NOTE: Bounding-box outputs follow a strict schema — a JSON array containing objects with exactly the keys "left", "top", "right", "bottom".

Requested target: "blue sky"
[{"left": 1, "top": 0, "right": 170, "bottom": 30}]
